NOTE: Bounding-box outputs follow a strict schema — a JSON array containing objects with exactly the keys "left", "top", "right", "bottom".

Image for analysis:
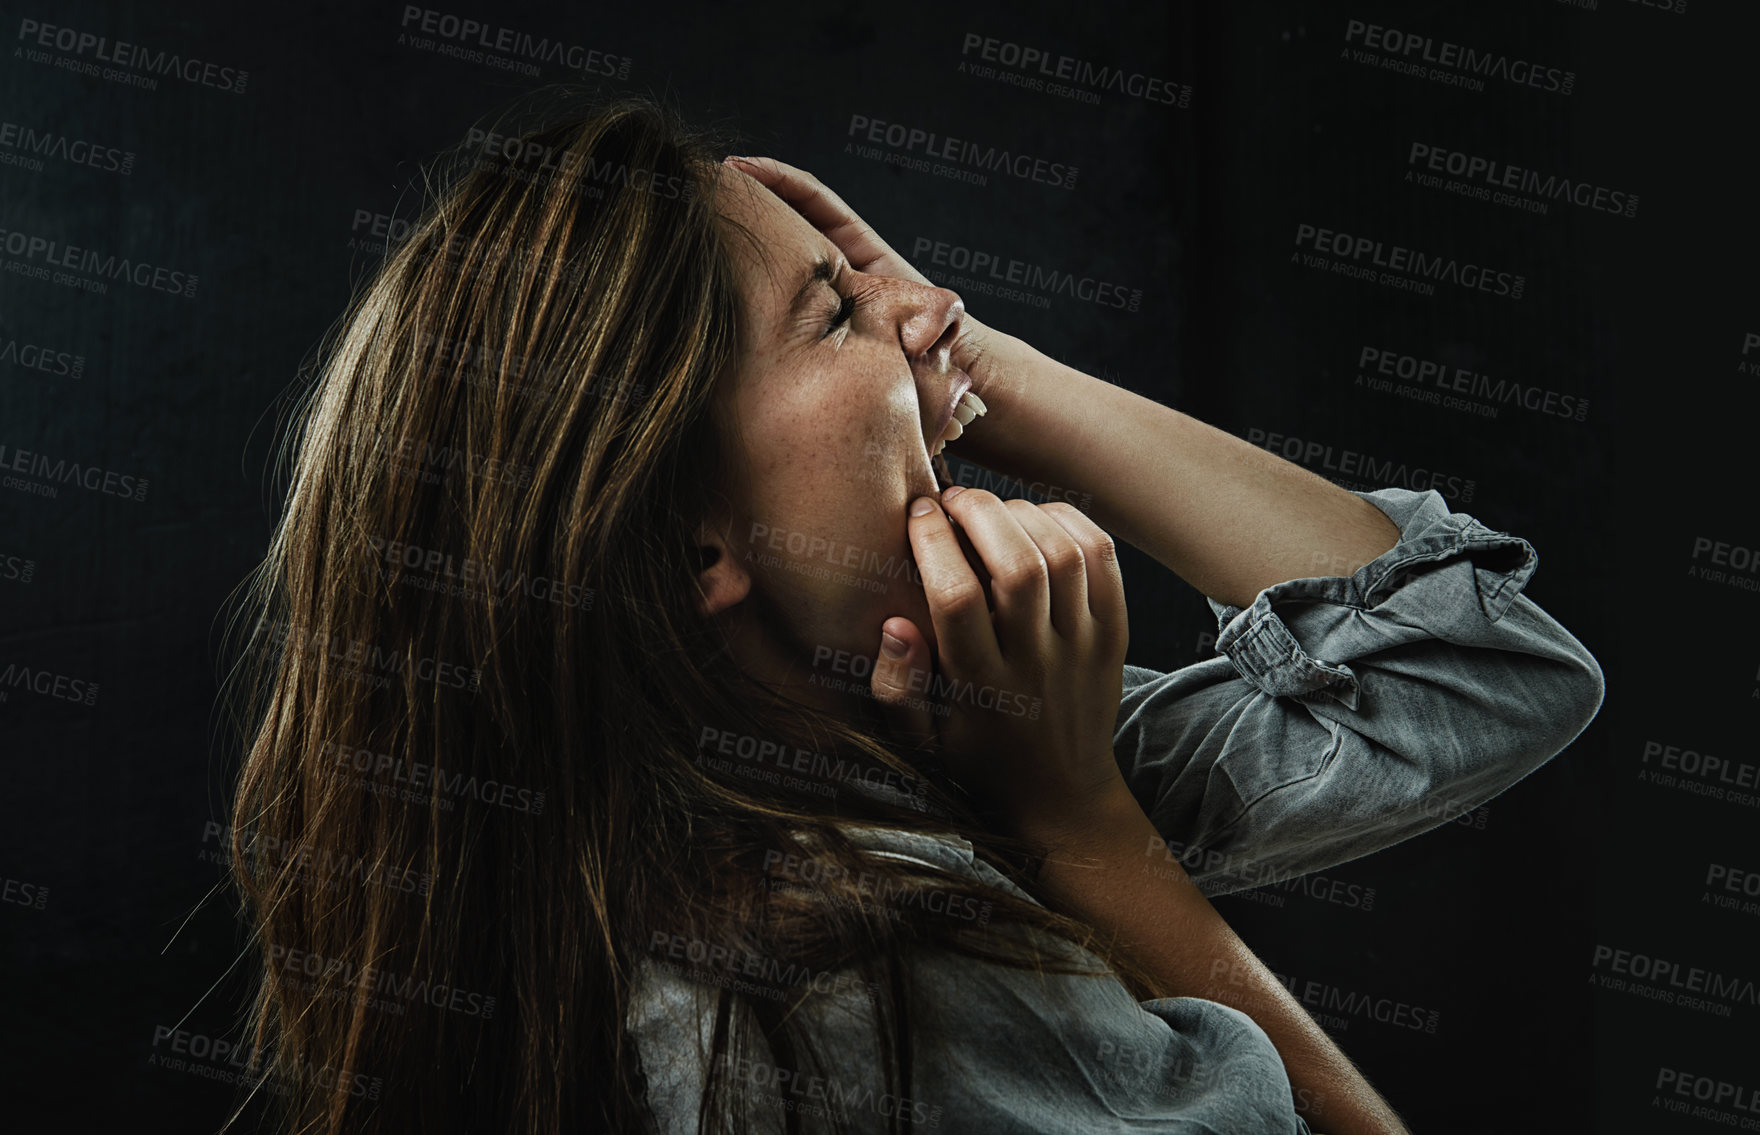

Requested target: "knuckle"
[
  {"left": 948, "top": 488, "right": 1001, "bottom": 510},
  {"left": 1042, "top": 544, "right": 1085, "bottom": 576},
  {"left": 938, "top": 582, "right": 989, "bottom": 618},
  {"left": 1086, "top": 532, "right": 1120, "bottom": 563},
  {"left": 995, "top": 553, "right": 1049, "bottom": 591}
]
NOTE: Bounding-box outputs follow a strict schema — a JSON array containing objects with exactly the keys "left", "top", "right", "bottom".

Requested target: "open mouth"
[
  {"left": 923, "top": 379, "right": 985, "bottom": 494},
  {"left": 931, "top": 448, "right": 954, "bottom": 492}
]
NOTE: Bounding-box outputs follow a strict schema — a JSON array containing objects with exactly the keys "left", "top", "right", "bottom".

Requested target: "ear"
[{"left": 693, "top": 517, "right": 752, "bottom": 620}]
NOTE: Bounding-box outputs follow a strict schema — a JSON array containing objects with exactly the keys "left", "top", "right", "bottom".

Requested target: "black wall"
[{"left": 1, "top": 1, "right": 1751, "bottom": 1131}]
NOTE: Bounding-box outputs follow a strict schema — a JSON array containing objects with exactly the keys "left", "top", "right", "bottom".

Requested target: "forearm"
[
  {"left": 1022, "top": 788, "right": 1413, "bottom": 1135},
  {"left": 959, "top": 326, "right": 1402, "bottom": 610}
]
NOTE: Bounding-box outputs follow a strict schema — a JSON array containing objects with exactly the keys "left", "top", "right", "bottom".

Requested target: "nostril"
[{"left": 925, "top": 316, "right": 959, "bottom": 360}]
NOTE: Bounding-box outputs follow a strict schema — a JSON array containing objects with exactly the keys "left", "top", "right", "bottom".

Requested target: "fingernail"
[
  {"left": 723, "top": 155, "right": 751, "bottom": 164},
  {"left": 881, "top": 631, "right": 908, "bottom": 659},
  {"left": 941, "top": 486, "right": 966, "bottom": 501},
  {"left": 909, "top": 497, "right": 935, "bottom": 517}
]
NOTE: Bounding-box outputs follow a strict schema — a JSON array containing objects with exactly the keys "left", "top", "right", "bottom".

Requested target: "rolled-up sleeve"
[{"left": 1113, "top": 486, "right": 1605, "bottom": 897}]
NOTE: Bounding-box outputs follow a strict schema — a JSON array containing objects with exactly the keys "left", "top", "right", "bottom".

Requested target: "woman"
[{"left": 221, "top": 90, "right": 1603, "bottom": 1135}]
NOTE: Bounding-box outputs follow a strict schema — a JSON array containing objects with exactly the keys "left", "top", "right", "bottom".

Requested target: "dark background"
[{"left": 2, "top": 1, "right": 1753, "bottom": 1131}]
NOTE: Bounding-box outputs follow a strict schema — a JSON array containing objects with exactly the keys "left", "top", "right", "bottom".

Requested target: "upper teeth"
[{"left": 931, "top": 390, "right": 987, "bottom": 456}]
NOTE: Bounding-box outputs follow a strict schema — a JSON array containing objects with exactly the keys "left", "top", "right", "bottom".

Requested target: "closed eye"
[{"left": 822, "top": 291, "right": 857, "bottom": 338}]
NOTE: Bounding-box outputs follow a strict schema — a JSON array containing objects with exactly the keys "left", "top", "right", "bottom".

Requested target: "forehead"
[{"left": 714, "top": 165, "right": 833, "bottom": 320}]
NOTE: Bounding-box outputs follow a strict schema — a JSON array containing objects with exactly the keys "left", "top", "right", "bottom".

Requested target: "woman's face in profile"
[{"left": 697, "top": 162, "right": 971, "bottom": 705}]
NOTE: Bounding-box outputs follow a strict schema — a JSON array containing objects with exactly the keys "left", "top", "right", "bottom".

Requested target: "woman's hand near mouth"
[
  {"left": 863, "top": 499, "right": 1415, "bottom": 1135},
  {"left": 867, "top": 486, "right": 1132, "bottom": 841}
]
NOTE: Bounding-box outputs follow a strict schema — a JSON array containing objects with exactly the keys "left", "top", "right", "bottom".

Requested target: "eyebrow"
[{"left": 785, "top": 254, "right": 840, "bottom": 321}]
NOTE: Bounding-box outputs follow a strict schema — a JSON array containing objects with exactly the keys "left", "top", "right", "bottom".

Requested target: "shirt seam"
[{"left": 1204, "top": 716, "right": 1348, "bottom": 843}]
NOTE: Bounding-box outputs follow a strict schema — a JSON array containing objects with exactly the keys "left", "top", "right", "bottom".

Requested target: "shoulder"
[{"left": 625, "top": 823, "right": 1309, "bottom": 1133}]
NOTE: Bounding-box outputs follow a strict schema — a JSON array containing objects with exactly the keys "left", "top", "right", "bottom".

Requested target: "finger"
[
  {"left": 906, "top": 496, "right": 1002, "bottom": 673},
  {"left": 1037, "top": 503, "right": 1129, "bottom": 657},
  {"left": 870, "top": 617, "right": 937, "bottom": 753},
  {"left": 723, "top": 156, "right": 929, "bottom": 285},
  {"left": 724, "top": 155, "right": 857, "bottom": 233},
  {"left": 939, "top": 490, "right": 1048, "bottom": 660},
  {"left": 1003, "top": 499, "right": 1088, "bottom": 643}
]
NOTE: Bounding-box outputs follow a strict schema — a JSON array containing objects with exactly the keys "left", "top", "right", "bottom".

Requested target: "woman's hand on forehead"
[{"left": 724, "top": 155, "right": 932, "bottom": 287}]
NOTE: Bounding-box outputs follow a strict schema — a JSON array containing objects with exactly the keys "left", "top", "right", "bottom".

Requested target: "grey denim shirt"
[{"left": 628, "top": 486, "right": 1607, "bottom": 1133}]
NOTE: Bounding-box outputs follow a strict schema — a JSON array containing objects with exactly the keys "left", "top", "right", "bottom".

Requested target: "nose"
[{"left": 868, "top": 274, "right": 965, "bottom": 360}]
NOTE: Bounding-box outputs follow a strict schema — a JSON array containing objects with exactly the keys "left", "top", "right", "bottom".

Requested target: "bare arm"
[
  {"left": 877, "top": 485, "right": 1412, "bottom": 1135},
  {"left": 953, "top": 325, "right": 1402, "bottom": 611},
  {"left": 1022, "top": 783, "right": 1414, "bottom": 1135}
]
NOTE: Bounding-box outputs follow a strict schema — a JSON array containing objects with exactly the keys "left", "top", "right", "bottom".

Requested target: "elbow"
[
  {"left": 1539, "top": 619, "right": 1606, "bottom": 756},
  {"left": 1555, "top": 645, "right": 1605, "bottom": 753},
  {"left": 1432, "top": 636, "right": 1607, "bottom": 794},
  {"left": 1493, "top": 597, "right": 1607, "bottom": 770},
  {"left": 1573, "top": 647, "right": 1607, "bottom": 736},
  {"left": 1503, "top": 641, "right": 1605, "bottom": 778}
]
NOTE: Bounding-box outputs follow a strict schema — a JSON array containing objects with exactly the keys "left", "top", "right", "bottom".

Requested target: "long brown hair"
[{"left": 217, "top": 86, "right": 1153, "bottom": 1134}]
